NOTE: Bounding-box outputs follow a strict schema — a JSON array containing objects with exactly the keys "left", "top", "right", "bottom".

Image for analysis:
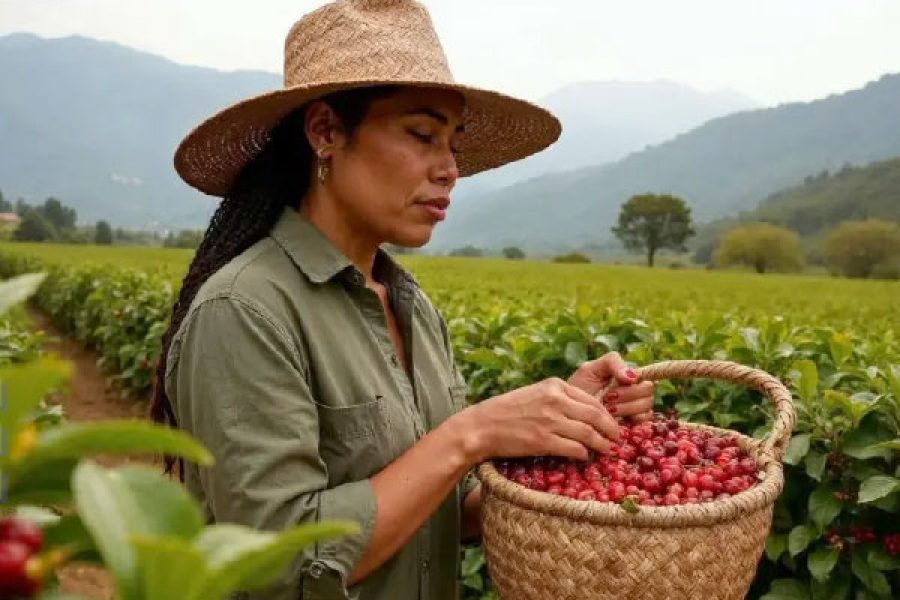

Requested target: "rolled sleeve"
[{"left": 166, "top": 294, "right": 376, "bottom": 599}]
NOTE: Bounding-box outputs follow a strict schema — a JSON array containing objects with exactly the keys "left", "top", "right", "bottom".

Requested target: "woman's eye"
[{"left": 408, "top": 129, "right": 434, "bottom": 143}]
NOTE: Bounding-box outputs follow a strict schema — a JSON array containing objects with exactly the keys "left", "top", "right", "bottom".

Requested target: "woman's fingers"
[
  {"left": 552, "top": 418, "right": 613, "bottom": 455},
  {"left": 561, "top": 383, "right": 619, "bottom": 442},
  {"left": 603, "top": 381, "right": 655, "bottom": 417}
]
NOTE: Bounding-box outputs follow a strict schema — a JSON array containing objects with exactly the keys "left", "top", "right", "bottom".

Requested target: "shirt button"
[
  {"left": 421, "top": 560, "right": 430, "bottom": 574},
  {"left": 390, "top": 354, "right": 399, "bottom": 367}
]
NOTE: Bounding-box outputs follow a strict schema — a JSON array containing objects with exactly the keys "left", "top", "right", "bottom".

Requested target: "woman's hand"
[
  {"left": 462, "top": 377, "right": 620, "bottom": 463},
  {"left": 567, "top": 351, "right": 655, "bottom": 423}
]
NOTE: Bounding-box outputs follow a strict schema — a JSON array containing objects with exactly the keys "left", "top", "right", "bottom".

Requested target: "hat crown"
[{"left": 283, "top": 0, "right": 455, "bottom": 88}]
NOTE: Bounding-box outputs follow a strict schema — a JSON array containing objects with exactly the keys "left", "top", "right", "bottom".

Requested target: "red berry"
[
  {"left": 663, "top": 493, "right": 680, "bottom": 506},
  {"left": 0, "top": 518, "right": 42, "bottom": 554},
  {"left": 0, "top": 541, "right": 40, "bottom": 597},
  {"left": 546, "top": 471, "right": 565, "bottom": 486}
]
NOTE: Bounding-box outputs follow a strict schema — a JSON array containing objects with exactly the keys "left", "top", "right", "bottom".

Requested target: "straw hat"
[{"left": 174, "top": 0, "right": 562, "bottom": 197}]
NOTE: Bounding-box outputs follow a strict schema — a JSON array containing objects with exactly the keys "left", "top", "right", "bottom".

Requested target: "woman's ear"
[{"left": 304, "top": 100, "right": 345, "bottom": 158}]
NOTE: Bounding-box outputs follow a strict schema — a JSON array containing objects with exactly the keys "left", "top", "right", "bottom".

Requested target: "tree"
[
  {"left": 448, "top": 246, "right": 483, "bottom": 257},
  {"left": 94, "top": 220, "right": 114, "bottom": 245},
  {"left": 41, "top": 197, "right": 77, "bottom": 232},
  {"left": 822, "top": 219, "right": 900, "bottom": 278},
  {"left": 163, "top": 229, "right": 204, "bottom": 249},
  {"left": 612, "top": 194, "right": 695, "bottom": 267},
  {"left": 502, "top": 246, "right": 525, "bottom": 260},
  {"left": 13, "top": 210, "right": 55, "bottom": 242},
  {"left": 0, "top": 189, "right": 11, "bottom": 213},
  {"left": 714, "top": 223, "right": 804, "bottom": 273}
]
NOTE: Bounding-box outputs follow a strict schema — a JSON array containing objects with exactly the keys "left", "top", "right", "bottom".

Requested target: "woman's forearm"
[{"left": 348, "top": 409, "right": 481, "bottom": 585}]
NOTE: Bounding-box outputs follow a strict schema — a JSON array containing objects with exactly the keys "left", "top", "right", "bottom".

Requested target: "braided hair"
[{"left": 151, "top": 86, "right": 399, "bottom": 478}]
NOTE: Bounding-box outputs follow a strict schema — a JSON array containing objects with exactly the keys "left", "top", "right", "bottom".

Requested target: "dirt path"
[{"left": 29, "top": 308, "right": 150, "bottom": 599}]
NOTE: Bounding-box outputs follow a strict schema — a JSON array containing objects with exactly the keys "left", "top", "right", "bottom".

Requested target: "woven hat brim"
[{"left": 174, "top": 79, "right": 562, "bottom": 197}]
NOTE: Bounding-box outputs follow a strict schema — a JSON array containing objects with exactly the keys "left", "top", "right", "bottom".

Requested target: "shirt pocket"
[{"left": 316, "top": 397, "right": 396, "bottom": 480}]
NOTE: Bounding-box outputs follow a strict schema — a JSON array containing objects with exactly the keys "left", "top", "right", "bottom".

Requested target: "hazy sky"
[{"left": 2, "top": 0, "right": 899, "bottom": 106}]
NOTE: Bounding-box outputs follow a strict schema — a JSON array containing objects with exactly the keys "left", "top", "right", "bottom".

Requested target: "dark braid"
[{"left": 151, "top": 85, "right": 400, "bottom": 479}]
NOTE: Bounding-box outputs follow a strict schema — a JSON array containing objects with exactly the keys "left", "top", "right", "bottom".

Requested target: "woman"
[{"left": 153, "top": 1, "right": 655, "bottom": 599}]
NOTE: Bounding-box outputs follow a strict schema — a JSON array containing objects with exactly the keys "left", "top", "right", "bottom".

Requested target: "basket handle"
[{"left": 634, "top": 360, "right": 796, "bottom": 463}]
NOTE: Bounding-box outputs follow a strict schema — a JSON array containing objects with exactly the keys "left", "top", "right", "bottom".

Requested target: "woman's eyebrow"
[{"left": 406, "top": 107, "right": 465, "bottom": 132}]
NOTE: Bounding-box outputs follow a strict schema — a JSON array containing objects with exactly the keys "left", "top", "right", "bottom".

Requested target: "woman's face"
[{"left": 315, "top": 87, "right": 465, "bottom": 248}]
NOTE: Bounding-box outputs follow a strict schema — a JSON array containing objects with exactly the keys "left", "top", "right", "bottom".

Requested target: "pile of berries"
[
  {"left": 884, "top": 533, "right": 900, "bottom": 556},
  {"left": 0, "top": 516, "right": 44, "bottom": 598},
  {"left": 495, "top": 413, "right": 760, "bottom": 507}
]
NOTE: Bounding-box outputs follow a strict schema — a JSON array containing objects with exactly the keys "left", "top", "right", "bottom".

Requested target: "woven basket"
[{"left": 477, "top": 360, "right": 796, "bottom": 600}]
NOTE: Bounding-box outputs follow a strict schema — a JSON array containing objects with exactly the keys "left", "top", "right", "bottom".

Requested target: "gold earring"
[{"left": 316, "top": 153, "right": 329, "bottom": 184}]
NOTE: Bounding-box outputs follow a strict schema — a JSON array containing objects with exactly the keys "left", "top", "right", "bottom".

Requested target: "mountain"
[
  {"left": 456, "top": 80, "right": 758, "bottom": 196},
  {"left": 0, "top": 33, "right": 755, "bottom": 228},
  {"left": 0, "top": 33, "right": 279, "bottom": 228},
  {"left": 431, "top": 72, "right": 900, "bottom": 252},
  {"left": 727, "top": 157, "right": 900, "bottom": 236}
]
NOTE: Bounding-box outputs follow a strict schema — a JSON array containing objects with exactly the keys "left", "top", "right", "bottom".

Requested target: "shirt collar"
[{"left": 269, "top": 205, "right": 418, "bottom": 289}]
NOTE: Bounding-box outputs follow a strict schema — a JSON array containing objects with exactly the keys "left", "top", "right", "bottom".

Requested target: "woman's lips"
[
  {"left": 416, "top": 198, "right": 450, "bottom": 221},
  {"left": 419, "top": 204, "right": 447, "bottom": 221}
]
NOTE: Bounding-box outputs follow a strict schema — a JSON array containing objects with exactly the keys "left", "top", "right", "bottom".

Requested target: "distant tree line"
[{"left": 0, "top": 188, "right": 205, "bottom": 248}]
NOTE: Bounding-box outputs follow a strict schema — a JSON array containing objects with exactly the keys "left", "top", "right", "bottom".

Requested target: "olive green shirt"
[{"left": 164, "top": 205, "right": 476, "bottom": 600}]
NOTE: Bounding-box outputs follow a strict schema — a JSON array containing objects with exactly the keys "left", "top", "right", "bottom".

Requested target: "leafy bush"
[{"left": 552, "top": 252, "right": 591, "bottom": 264}]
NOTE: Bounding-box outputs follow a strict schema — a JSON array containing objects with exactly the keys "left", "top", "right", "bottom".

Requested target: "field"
[
  {"left": 2, "top": 241, "right": 898, "bottom": 327},
  {"left": 2, "top": 240, "right": 899, "bottom": 599}
]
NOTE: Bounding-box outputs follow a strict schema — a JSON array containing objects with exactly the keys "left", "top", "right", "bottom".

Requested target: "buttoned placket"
[{"left": 344, "top": 268, "right": 433, "bottom": 600}]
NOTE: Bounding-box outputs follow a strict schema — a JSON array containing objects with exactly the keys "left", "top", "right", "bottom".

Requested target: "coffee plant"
[{"left": 1, "top": 248, "right": 898, "bottom": 599}]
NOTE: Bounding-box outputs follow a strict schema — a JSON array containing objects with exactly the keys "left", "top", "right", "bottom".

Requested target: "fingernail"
[
  {"left": 606, "top": 391, "right": 619, "bottom": 402},
  {"left": 608, "top": 404, "right": 617, "bottom": 414},
  {"left": 625, "top": 368, "right": 637, "bottom": 380}
]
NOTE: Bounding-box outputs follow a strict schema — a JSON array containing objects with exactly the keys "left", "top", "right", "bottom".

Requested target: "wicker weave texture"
[{"left": 483, "top": 493, "right": 773, "bottom": 600}]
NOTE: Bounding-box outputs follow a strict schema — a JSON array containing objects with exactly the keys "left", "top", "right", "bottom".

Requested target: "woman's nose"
[{"left": 432, "top": 151, "right": 459, "bottom": 189}]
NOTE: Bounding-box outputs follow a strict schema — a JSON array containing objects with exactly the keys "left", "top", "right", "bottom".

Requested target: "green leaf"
[
  {"left": 5, "top": 458, "right": 77, "bottom": 505},
  {"left": 461, "top": 547, "right": 485, "bottom": 577},
  {"left": 9, "top": 421, "right": 213, "bottom": 478},
  {"left": 784, "top": 434, "right": 811, "bottom": 466},
  {"left": 808, "top": 485, "right": 843, "bottom": 529},
  {"left": 0, "top": 357, "right": 72, "bottom": 431},
  {"left": 857, "top": 476, "right": 900, "bottom": 503},
  {"left": 828, "top": 333, "right": 852, "bottom": 367},
  {"left": 564, "top": 341, "right": 587, "bottom": 367},
  {"left": 760, "top": 578, "right": 810, "bottom": 600},
  {"left": 194, "top": 521, "right": 358, "bottom": 599},
  {"left": 132, "top": 536, "right": 209, "bottom": 600},
  {"left": 843, "top": 419, "right": 894, "bottom": 460},
  {"left": 462, "top": 573, "right": 483, "bottom": 591},
  {"left": 805, "top": 450, "right": 827, "bottom": 481},
  {"left": 810, "top": 565, "right": 851, "bottom": 600},
  {"left": 72, "top": 462, "right": 207, "bottom": 600},
  {"left": 13, "top": 505, "right": 61, "bottom": 528},
  {"left": 793, "top": 359, "right": 819, "bottom": 403},
  {"left": 766, "top": 533, "right": 789, "bottom": 562},
  {"left": 872, "top": 438, "right": 900, "bottom": 451},
  {"left": 851, "top": 552, "right": 890, "bottom": 595},
  {"left": 72, "top": 462, "right": 143, "bottom": 600},
  {"left": 867, "top": 545, "right": 900, "bottom": 571},
  {"left": 808, "top": 547, "right": 839, "bottom": 582},
  {"left": 464, "top": 348, "right": 505, "bottom": 370},
  {"left": 789, "top": 524, "right": 818, "bottom": 557}
]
